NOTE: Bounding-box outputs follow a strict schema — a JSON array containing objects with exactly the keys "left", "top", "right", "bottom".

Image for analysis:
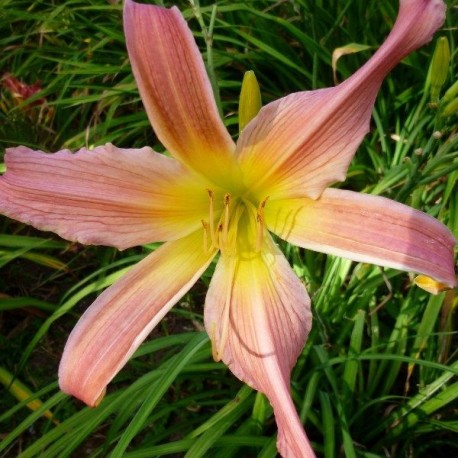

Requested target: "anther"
[{"left": 258, "top": 196, "right": 269, "bottom": 215}]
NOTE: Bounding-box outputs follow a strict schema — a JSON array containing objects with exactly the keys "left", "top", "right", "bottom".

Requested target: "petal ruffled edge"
[{"left": 59, "top": 230, "right": 217, "bottom": 406}]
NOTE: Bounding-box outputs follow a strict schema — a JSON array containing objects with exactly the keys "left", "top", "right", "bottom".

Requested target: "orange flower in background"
[
  {"left": 1, "top": 72, "right": 52, "bottom": 122},
  {"left": 0, "top": 1, "right": 455, "bottom": 456},
  {"left": 2, "top": 73, "right": 43, "bottom": 106}
]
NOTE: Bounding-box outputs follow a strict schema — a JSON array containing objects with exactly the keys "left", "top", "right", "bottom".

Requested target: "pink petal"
[
  {"left": 0, "top": 145, "right": 212, "bottom": 249},
  {"left": 59, "top": 230, "right": 216, "bottom": 406},
  {"left": 265, "top": 189, "right": 456, "bottom": 287},
  {"left": 123, "top": 0, "right": 239, "bottom": 188},
  {"left": 236, "top": 0, "right": 446, "bottom": 200},
  {"left": 205, "top": 239, "right": 314, "bottom": 457}
]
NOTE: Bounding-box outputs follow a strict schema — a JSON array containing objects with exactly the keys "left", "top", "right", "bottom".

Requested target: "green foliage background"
[{"left": 0, "top": 0, "right": 457, "bottom": 457}]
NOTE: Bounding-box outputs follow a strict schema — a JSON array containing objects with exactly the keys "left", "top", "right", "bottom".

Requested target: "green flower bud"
[
  {"left": 430, "top": 37, "right": 450, "bottom": 104},
  {"left": 442, "top": 79, "right": 458, "bottom": 104},
  {"left": 239, "top": 71, "right": 262, "bottom": 132},
  {"left": 442, "top": 97, "right": 458, "bottom": 117}
]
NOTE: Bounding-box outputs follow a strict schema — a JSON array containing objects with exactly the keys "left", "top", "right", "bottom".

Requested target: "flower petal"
[
  {"left": 123, "top": 0, "right": 239, "bottom": 188},
  {"left": 59, "top": 230, "right": 216, "bottom": 406},
  {"left": 236, "top": 0, "right": 446, "bottom": 200},
  {"left": 265, "top": 189, "right": 456, "bottom": 287},
  {"left": 0, "top": 145, "right": 212, "bottom": 249},
  {"left": 205, "top": 240, "right": 314, "bottom": 457}
]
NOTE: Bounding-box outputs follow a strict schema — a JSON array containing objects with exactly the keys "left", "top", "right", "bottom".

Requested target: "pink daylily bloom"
[{"left": 0, "top": 0, "right": 455, "bottom": 456}]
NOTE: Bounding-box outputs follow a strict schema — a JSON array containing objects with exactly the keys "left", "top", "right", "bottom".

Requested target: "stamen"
[
  {"left": 255, "top": 213, "right": 264, "bottom": 252},
  {"left": 222, "top": 193, "right": 231, "bottom": 243},
  {"left": 206, "top": 189, "right": 218, "bottom": 248},
  {"left": 258, "top": 196, "right": 269, "bottom": 215},
  {"left": 201, "top": 219, "right": 209, "bottom": 253},
  {"left": 255, "top": 197, "right": 269, "bottom": 252},
  {"left": 217, "top": 223, "right": 224, "bottom": 253}
]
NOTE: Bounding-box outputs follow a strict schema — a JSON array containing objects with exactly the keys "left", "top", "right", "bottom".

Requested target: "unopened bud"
[
  {"left": 442, "top": 97, "right": 458, "bottom": 117},
  {"left": 430, "top": 37, "right": 450, "bottom": 104},
  {"left": 239, "top": 71, "right": 262, "bottom": 132},
  {"left": 443, "top": 80, "right": 458, "bottom": 103}
]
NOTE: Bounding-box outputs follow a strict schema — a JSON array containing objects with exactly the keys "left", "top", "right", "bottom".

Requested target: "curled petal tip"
[
  {"left": 236, "top": 0, "right": 447, "bottom": 200},
  {"left": 397, "top": 0, "right": 446, "bottom": 52}
]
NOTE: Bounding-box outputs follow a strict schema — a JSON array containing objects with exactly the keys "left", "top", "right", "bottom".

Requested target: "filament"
[
  {"left": 201, "top": 219, "right": 209, "bottom": 253},
  {"left": 255, "top": 213, "right": 264, "bottom": 252},
  {"left": 255, "top": 196, "right": 269, "bottom": 252},
  {"left": 217, "top": 223, "right": 224, "bottom": 254},
  {"left": 206, "top": 189, "right": 218, "bottom": 248},
  {"left": 222, "top": 193, "right": 231, "bottom": 244}
]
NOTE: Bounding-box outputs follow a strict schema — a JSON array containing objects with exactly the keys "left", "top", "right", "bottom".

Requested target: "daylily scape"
[{"left": 0, "top": 0, "right": 456, "bottom": 456}]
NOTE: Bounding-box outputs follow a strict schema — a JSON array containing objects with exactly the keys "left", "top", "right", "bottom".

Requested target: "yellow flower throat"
[{"left": 201, "top": 189, "right": 269, "bottom": 257}]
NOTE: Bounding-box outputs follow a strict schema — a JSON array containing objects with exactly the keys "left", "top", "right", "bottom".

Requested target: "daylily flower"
[
  {"left": 2, "top": 73, "right": 44, "bottom": 106},
  {"left": 0, "top": 0, "right": 455, "bottom": 456},
  {"left": 1, "top": 73, "right": 51, "bottom": 121}
]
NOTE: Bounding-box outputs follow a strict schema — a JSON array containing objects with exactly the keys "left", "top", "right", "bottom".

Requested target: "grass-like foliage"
[{"left": 1, "top": 0, "right": 457, "bottom": 456}]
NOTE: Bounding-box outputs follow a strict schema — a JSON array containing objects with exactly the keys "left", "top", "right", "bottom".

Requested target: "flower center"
[
  {"left": 202, "top": 190, "right": 270, "bottom": 363},
  {"left": 201, "top": 189, "right": 269, "bottom": 257}
]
